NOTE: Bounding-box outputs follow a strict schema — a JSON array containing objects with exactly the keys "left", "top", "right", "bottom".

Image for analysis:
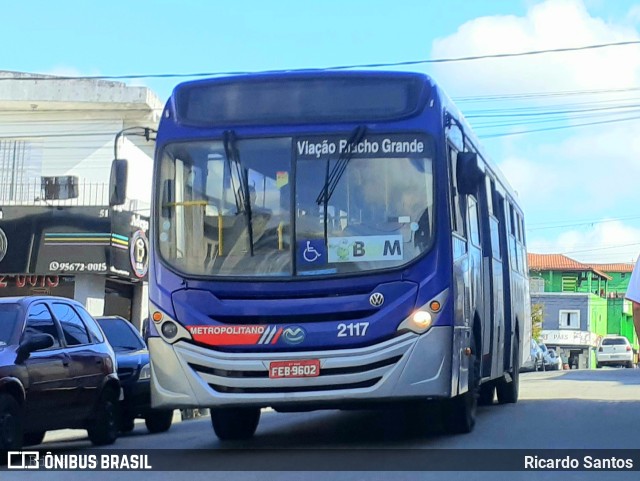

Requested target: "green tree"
[{"left": 531, "top": 303, "right": 544, "bottom": 341}]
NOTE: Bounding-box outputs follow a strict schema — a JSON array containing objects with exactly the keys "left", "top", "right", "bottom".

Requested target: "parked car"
[
  {"left": 596, "top": 336, "right": 635, "bottom": 369},
  {"left": 537, "top": 342, "right": 556, "bottom": 371},
  {"left": 96, "top": 316, "right": 174, "bottom": 433},
  {"left": 521, "top": 339, "right": 544, "bottom": 372},
  {"left": 546, "top": 349, "right": 563, "bottom": 371},
  {"left": 0, "top": 296, "right": 120, "bottom": 450}
]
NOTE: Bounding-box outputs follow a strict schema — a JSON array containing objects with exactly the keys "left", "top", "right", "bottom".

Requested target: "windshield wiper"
[
  {"left": 315, "top": 126, "right": 367, "bottom": 241},
  {"left": 223, "top": 130, "right": 254, "bottom": 256}
]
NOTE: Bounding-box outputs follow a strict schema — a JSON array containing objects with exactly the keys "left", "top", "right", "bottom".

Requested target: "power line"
[
  {"left": 562, "top": 242, "right": 640, "bottom": 255},
  {"left": 1, "top": 40, "right": 640, "bottom": 81},
  {"left": 528, "top": 216, "right": 640, "bottom": 231},
  {"left": 455, "top": 86, "right": 640, "bottom": 103},
  {"left": 478, "top": 113, "right": 640, "bottom": 138}
]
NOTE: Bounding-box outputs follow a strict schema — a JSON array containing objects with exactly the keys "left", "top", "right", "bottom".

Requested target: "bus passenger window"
[{"left": 448, "top": 147, "right": 465, "bottom": 237}]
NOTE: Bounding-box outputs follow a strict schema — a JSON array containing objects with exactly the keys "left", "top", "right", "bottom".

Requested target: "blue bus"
[{"left": 110, "top": 71, "right": 531, "bottom": 439}]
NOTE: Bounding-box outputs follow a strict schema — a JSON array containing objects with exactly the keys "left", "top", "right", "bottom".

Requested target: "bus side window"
[
  {"left": 467, "top": 197, "right": 481, "bottom": 248},
  {"left": 448, "top": 146, "right": 466, "bottom": 238},
  {"left": 507, "top": 202, "right": 519, "bottom": 272},
  {"left": 487, "top": 177, "right": 502, "bottom": 261}
]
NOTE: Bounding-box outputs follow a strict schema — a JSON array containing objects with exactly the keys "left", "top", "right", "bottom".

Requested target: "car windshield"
[
  {"left": 0, "top": 303, "right": 21, "bottom": 345},
  {"left": 97, "top": 318, "right": 145, "bottom": 351},
  {"left": 157, "top": 134, "right": 435, "bottom": 278},
  {"left": 602, "top": 338, "right": 628, "bottom": 346}
]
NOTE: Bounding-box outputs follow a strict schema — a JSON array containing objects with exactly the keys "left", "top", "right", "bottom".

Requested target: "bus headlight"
[
  {"left": 161, "top": 321, "right": 179, "bottom": 339},
  {"left": 149, "top": 301, "right": 193, "bottom": 344},
  {"left": 397, "top": 288, "right": 448, "bottom": 334},
  {"left": 411, "top": 310, "right": 433, "bottom": 329}
]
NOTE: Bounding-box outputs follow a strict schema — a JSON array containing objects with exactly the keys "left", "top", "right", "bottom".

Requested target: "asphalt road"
[{"left": 8, "top": 368, "right": 640, "bottom": 481}]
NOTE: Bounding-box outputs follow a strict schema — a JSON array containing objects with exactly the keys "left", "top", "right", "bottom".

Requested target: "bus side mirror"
[
  {"left": 457, "top": 152, "right": 484, "bottom": 195},
  {"left": 109, "top": 159, "right": 128, "bottom": 206}
]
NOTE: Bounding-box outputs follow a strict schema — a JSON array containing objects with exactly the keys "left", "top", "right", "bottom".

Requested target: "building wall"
[
  {"left": 604, "top": 272, "right": 631, "bottom": 297},
  {"left": 607, "top": 298, "right": 638, "bottom": 348},
  {"left": 0, "top": 73, "right": 160, "bottom": 328},
  {"left": 532, "top": 293, "right": 589, "bottom": 330},
  {"left": 531, "top": 270, "right": 607, "bottom": 295},
  {"left": 0, "top": 117, "right": 154, "bottom": 207},
  {"left": 588, "top": 294, "right": 608, "bottom": 337}
]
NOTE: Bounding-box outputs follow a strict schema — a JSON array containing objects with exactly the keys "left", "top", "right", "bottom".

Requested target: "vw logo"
[
  {"left": 282, "top": 326, "right": 306, "bottom": 345},
  {"left": 369, "top": 292, "right": 384, "bottom": 307},
  {"left": 0, "top": 227, "right": 7, "bottom": 263}
]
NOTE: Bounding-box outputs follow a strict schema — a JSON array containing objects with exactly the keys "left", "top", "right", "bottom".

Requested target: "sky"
[{"left": 2, "top": 0, "right": 640, "bottom": 264}]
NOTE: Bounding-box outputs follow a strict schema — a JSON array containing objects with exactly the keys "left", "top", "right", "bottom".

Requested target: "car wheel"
[
  {"left": 443, "top": 332, "right": 479, "bottom": 434},
  {"left": 0, "top": 394, "right": 22, "bottom": 450},
  {"left": 496, "top": 335, "right": 519, "bottom": 404},
  {"left": 144, "top": 410, "right": 174, "bottom": 434},
  {"left": 120, "top": 416, "right": 135, "bottom": 433},
  {"left": 23, "top": 431, "right": 45, "bottom": 446},
  {"left": 596, "top": 363, "right": 601, "bottom": 369},
  {"left": 211, "top": 407, "right": 261, "bottom": 440},
  {"left": 87, "top": 391, "right": 119, "bottom": 446},
  {"left": 627, "top": 361, "right": 634, "bottom": 369}
]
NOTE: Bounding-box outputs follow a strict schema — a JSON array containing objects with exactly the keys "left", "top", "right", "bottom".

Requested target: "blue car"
[{"left": 96, "top": 316, "right": 174, "bottom": 434}]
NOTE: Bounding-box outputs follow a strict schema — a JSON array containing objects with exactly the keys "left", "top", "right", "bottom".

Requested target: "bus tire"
[
  {"left": 211, "top": 407, "right": 260, "bottom": 441},
  {"left": 497, "top": 335, "right": 519, "bottom": 404},
  {"left": 443, "top": 334, "right": 479, "bottom": 434},
  {"left": 23, "top": 431, "right": 46, "bottom": 446},
  {"left": 478, "top": 382, "right": 495, "bottom": 406},
  {"left": 145, "top": 410, "right": 174, "bottom": 433}
]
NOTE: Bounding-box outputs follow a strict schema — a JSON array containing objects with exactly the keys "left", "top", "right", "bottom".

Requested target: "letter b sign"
[{"left": 353, "top": 241, "right": 365, "bottom": 257}]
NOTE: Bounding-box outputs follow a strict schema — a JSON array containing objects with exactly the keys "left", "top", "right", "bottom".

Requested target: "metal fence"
[{"left": 0, "top": 180, "right": 109, "bottom": 206}]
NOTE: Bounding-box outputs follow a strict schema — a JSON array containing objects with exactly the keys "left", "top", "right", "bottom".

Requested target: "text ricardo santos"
[{"left": 525, "top": 455, "right": 633, "bottom": 470}]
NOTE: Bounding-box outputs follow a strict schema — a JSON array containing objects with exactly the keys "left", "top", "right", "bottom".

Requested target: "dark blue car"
[
  {"left": 0, "top": 296, "right": 120, "bottom": 449},
  {"left": 96, "top": 316, "right": 173, "bottom": 434}
]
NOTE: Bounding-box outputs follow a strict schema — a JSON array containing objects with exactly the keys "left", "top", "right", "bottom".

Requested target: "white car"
[{"left": 596, "top": 336, "right": 635, "bottom": 369}]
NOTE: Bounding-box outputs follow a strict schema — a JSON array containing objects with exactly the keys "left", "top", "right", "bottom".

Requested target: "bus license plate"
[{"left": 269, "top": 360, "right": 320, "bottom": 379}]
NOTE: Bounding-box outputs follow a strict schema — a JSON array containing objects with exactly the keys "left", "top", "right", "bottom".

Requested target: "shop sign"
[{"left": 540, "top": 329, "right": 601, "bottom": 347}]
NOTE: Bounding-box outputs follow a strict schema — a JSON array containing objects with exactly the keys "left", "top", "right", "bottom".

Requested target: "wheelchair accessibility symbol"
[
  {"left": 303, "top": 241, "right": 321, "bottom": 262},
  {"left": 298, "top": 240, "right": 325, "bottom": 265}
]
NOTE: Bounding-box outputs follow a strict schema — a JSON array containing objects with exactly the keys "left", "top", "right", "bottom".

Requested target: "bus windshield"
[{"left": 157, "top": 134, "right": 434, "bottom": 278}]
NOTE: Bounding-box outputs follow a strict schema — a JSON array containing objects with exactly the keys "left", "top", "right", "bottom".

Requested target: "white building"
[{"left": 0, "top": 70, "right": 163, "bottom": 327}]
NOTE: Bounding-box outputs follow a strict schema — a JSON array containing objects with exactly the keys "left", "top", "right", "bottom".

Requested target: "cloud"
[
  {"left": 430, "top": 0, "right": 640, "bottom": 96},
  {"left": 430, "top": 0, "right": 640, "bottom": 262},
  {"left": 518, "top": 123, "right": 640, "bottom": 212},
  {"left": 629, "top": 5, "right": 640, "bottom": 24},
  {"left": 528, "top": 220, "right": 640, "bottom": 264}
]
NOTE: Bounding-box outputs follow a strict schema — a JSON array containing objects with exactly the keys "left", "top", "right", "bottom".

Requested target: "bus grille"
[
  {"left": 208, "top": 378, "right": 381, "bottom": 394},
  {"left": 174, "top": 333, "right": 415, "bottom": 397}
]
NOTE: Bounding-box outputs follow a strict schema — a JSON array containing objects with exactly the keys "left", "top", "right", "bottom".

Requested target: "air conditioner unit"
[{"left": 42, "top": 176, "right": 79, "bottom": 200}]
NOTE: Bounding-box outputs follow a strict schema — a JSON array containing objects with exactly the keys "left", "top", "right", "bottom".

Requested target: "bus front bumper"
[{"left": 149, "top": 326, "right": 455, "bottom": 409}]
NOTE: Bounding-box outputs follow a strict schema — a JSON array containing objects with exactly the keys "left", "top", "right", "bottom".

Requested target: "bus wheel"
[
  {"left": 478, "top": 382, "right": 495, "bottom": 406},
  {"left": 443, "top": 335, "right": 479, "bottom": 434},
  {"left": 497, "top": 336, "right": 519, "bottom": 404},
  {"left": 211, "top": 407, "right": 261, "bottom": 441}
]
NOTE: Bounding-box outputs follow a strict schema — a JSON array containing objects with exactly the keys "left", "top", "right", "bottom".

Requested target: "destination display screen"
[{"left": 174, "top": 74, "right": 428, "bottom": 126}]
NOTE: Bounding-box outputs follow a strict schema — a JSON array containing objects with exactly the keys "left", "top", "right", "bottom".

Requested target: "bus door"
[
  {"left": 496, "top": 190, "right": 514, "bottom": 371},
  {"left": 466, "top": 196, "right": 488, "bottom": 377},
  {"left": 483, "top": 177, "right": 506, "bottom": 378}
]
